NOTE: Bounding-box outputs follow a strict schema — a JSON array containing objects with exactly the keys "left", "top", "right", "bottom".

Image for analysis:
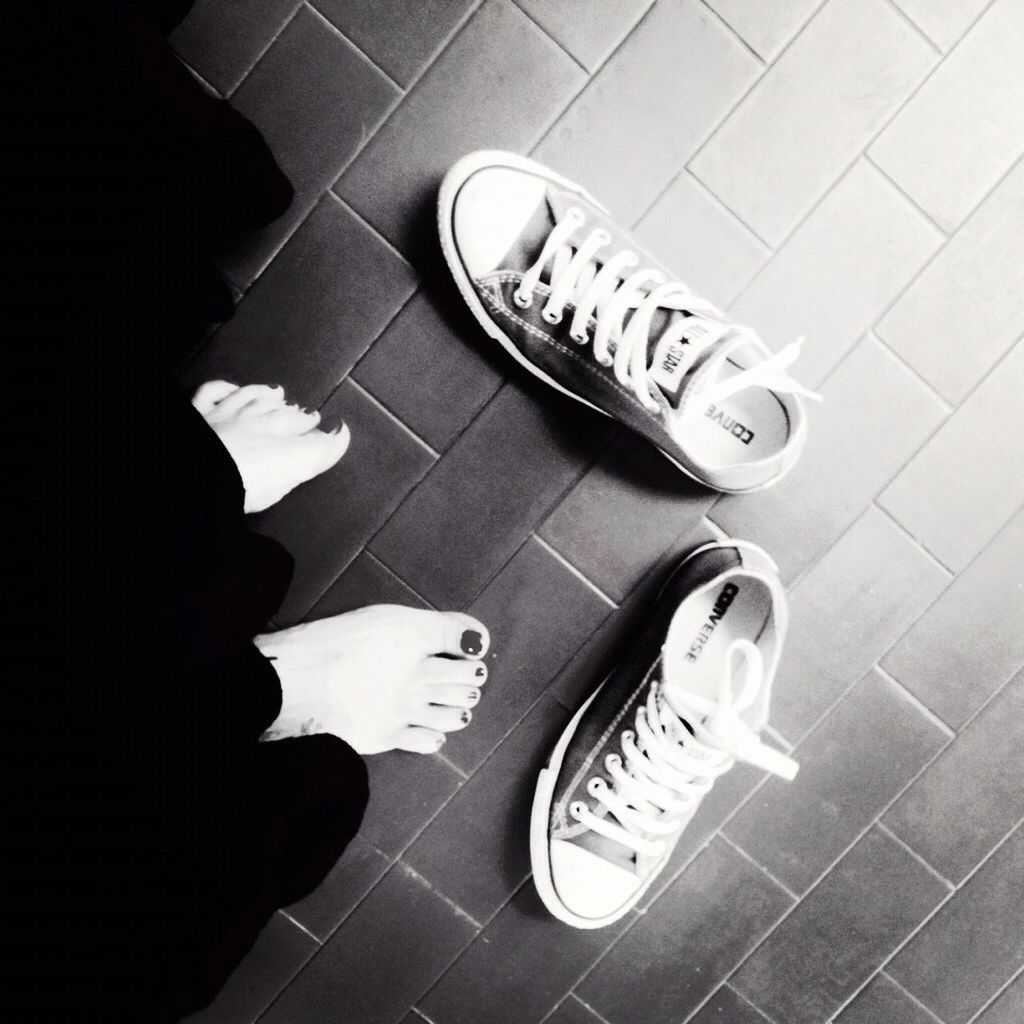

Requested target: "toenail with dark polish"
[
  {"left": 475, "top": 665, "right": 487, "bottom": 678},
  {"left": 461, "top": 630, "right": 483, "bottom": 656},
  {"left": 469, "top": 689, "right": 480, "bottom": 704},
  {"left": 461, "top": 710, "right": 472, "bottom": 724}
]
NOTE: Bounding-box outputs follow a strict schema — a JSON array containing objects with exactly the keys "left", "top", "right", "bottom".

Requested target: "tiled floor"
[{"left": 173, "top": 2, "right": 1024, "bottom": 1022}]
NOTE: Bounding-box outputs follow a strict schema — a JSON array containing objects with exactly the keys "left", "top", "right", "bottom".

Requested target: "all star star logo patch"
[
  {"left": 685, "top": 582, "right": 739, "bottom": 663},
  {"left": 705, "top": 403, "right": 755, "bottom": 445}
]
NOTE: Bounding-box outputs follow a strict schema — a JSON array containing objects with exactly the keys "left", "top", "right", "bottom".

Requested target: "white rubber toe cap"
[
  {"left": 452, "top": 166, "right": 547, "bottom": 278},
  {"left": 549, "top": 838, "right": 641, "bottom": 926}
]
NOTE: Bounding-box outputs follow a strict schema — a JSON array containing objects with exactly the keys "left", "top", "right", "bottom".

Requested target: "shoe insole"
[
  {"left": 677, "top": 361, "right": 790, "bottom": 467},
  {"left": 662, "top": 575, "right": 772, "bottom": 713}
]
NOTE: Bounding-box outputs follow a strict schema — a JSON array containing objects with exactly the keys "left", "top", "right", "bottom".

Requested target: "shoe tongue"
[{"left": 646, "top": 315, "right": 733, "bottom": 409}]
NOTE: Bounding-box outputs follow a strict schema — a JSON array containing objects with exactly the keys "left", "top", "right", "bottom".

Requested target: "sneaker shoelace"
[
  {"left": 513, "top": 207, "right": 820, "bottom": 417},
  {"left": 569, "top": 641, "right": 798, "bottom": 858}
]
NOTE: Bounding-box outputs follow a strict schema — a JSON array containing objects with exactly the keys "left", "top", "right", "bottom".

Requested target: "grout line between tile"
[
  {"left": 176, "top": 56, "right": 222, "bottom": 97},
  {"left": 696, "top": 0, "right": 766, "bottom": 65},
  {"left": 868, "top": 332, "right": 954, "bottom": 414},
  {"left": 823, "top": 818, "right": 1023, "bottom": 1023},
  {"left": 878, "top": 971, "right": 948, "bottom": 1023},
  {"left": 324, "top": 189, "right": 415, "bottom": 268},
  {"left": 867, "top": 151, "right": 1024, "bottom": 348},
  {"left": 872, "top": 500, "right": 955, "bottom": 577},
  {"left": 304, "top": 1, "right": 405, "bottom": 93},
  {"left": 875, "top": 821, "right": 955, "bottom": 891},
  {"left": 559, "top": 994, "right": 616, "bottom": 1024},
  {"left": 878, "top": 0, "right": 944, "bottom": 57},
  {"left": 726, "top": 982, "right": 781, "bottom": 1024},
  {"left": 531, "top": 533, "right": 619, "bottom": 609},
  {"left": 226, "top": 0, "right": 304, "bottom": 98},
  {"left": 345, "top": 377, "right": 441, "bottom": 458},
  {"left": 396, "top": 860, "right": 483, "bottom": 929},
  {"left": 763, "top": 723, "right": 794, "bottom": 753},
  {"left": 278, "top": 909, "right": 323, "bottom": 945},
  {"left": 717, "top": 832, "right": 801, "bottom": 902},
  {"left": 965, "top": 962, "right": 1024, "bottom": 1024},
  {"left": 434, "top": 748, "right": 470, "bottom": 780},
  {"left": 864, "top": 151, "right": 950, "bottom": 238},
  {"left": 873, "top": 663, "right": 956, "bottom": 739},
  {"left": 508, "top": 0, "right": 589, "bottom": 75}
]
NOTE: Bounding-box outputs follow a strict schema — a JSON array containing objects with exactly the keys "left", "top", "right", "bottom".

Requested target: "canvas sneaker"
[
  {"left": 530, "top": 539, "right": 798, "bottom": 929},
  {"left": 438, "top": 151, "right": 819, "bottom": 493}
]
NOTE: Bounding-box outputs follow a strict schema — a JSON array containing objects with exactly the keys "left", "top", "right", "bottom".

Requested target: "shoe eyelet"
[
  {"left": 569, "top": 328, "right": 588, "bottom": 344},
  {"left": 605, "top": 753, "right": 621, "bottom": 770},
  {"left": 587, "top": 777, "right": 606, "bottom": 796},
  {"left": 541, "top": 306, "right": 563, "bottom": 325},
  {"left": 569, "top": 801, "right": 587, "bottom": 820},
  {"left": 596, "top": 354, "right": 613, "bottom": 367},
  {"left": 621, "top": 729, "right": 634, "bottom": 744},
  {"left": 595, "top": 228, "right": 612, "bottom": 245},
  {"left": 566, "top": 206, "right": 586, "bottom": 225},
  {"left": 513, "top": 289, "right": 533, "bottom": 309}
]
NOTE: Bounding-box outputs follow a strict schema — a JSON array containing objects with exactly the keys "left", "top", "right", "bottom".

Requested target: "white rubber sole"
[
  {"left": 527, "top": 538, "right": 779, "bottom": 928},
  {"left": 437, "top": 151, "right": 793, "bottom": 495}
]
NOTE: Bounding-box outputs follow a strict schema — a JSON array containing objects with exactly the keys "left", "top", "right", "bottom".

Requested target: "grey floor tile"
[
  {"left": 540, "top": 430, "right": 715, "bottom": 603},
  {"left": 420, "top": 882, "right": 635, "bottom": 1024},
  {"left": 882, "top": 507, "right": 1024, "bottom": 729},
  {"left": 247, "top": 378, "right": 435, "bottom": 624},
  {"left": 307, "top": 550, "right": 430, "bottom": 620},
  {"left": 221, "top": 8, "right": 401, "bottom": 285},
  {"left": 835, "top": 972, "right": 943, "bottom": 1024},
  {"left": 442, "top": 537, "right": 613, "bottom": 773},
  {"left": 261, "top": 863, "right": 478, "bottom": 1024},
  {"left": 634, "top": 170, "right": 771, "bottom": 309},
  {"left": 284, "top": 835, "right": 390, "bottom": 942},
  {"left": 725, "top": 668, "right": 948, "bottom": 894},
  {"left": 513, "top": 0, "right": 652, "bottom": 70},
  {"left": 181, "top": 913, "right": 317, "bottom": 1024},
  {"left": 770, "top": 506, "right": 950, "bottom": 742},
  {"left": 692, "top": 0, "right": 935, "bottom": 246},
  {"left": 731, "top": 828, "right": 948, "bottom": 1024},
  {"left": 358, "top": 749, "right": 464, "bottom": 859},
  {"left": 888, "top": 827, "right": 1024, "bottom": 1024},
  {"left": 890, "top": 0, "right": 990, "bottom": 51},
  {"left": 337, "top": 0, "right": 583, "bottom": 262},
  {"left": 877, "top": 159, "right": 1024, "bottom": 404},
  {"left": 712, "top": 335, "right": 948, "bottom": 583},
  {"left": 884, "top": 669, "right": 1024, "bottom": 885},
  {"left": 879, "top": 340, "right": 1024, "bottom": 573},
  {"left": 579, "top": 838, "right": 792, "bottom": 1024},
  {"left": 704, "top": 0, "right": 821, "bottom": 62},
  {"left": 369, "top": 379, "right": 614, "bottom": 608},
  {"left": 404, "top": 696, "right": 571, "bottom": 924},
  {"left": 311, "top": 0, "right": 478, "bottom": 87},
  {"left": 544, "top": 995, "right": 608, "bottom": 1024},
  {"left": 727, "top": 160, "right": 942, "bottom": 388},
  {"left": 352, "top": 283, "right": 505, "bottom": 453},
  {"left": 975, "top": 972, "right": 1024, "bottom": 1024},
  {"left": 534, "top": 0, "right": 759, "bottom": 227},
  {"left": 686, "top": 985, "right": 774, "bottom": 1024},
  {"left": 869, "top": 0, "right": 1024, "bottom": 231},
  {"left": 172, "top": 0, "right": 300, "bottom": 95},
  {"left": 184, "top": 197, "right": 416, "bottom": 408}
]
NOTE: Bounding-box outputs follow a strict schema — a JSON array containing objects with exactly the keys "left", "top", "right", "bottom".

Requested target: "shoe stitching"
[
  {"left": 552, "top": 658, "right": 661, "bottom": 828},
  {"left": 479, "top": 274, "right": 661, "bottom": 419}
]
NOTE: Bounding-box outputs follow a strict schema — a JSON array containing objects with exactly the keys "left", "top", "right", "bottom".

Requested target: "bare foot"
[
  {"left": 193, "top": 380, "right": 350, "bottom": 513},
  {"left": 256, "top": 605, "right": 491, "bottom": 754}
]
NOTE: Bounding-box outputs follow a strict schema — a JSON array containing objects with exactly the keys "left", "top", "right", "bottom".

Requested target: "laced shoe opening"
[{"left": 674, "top": 362, "right": 793, "bottom": 469}]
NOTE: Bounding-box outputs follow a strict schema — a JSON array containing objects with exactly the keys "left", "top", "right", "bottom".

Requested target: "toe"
[
  {"left": 192, "top": 380, "right": 238, "bottom": 413},
  {"left": 419, "top": 657, "right": 488, "bottom": 687},
  {"left": 415, "top": 611, "right": 490, "bottom": 659},
  {"left": 316, "top": 422, "right": 351, "bottom": 471},
  {"left": 214, "top": 384, "right": 284, "bottom": 417},
  {"left": 395, "top": 726, "right": 447, "bottom": 754},
  {"left": 263, "top": 405, "right": 321, "bottom": 434},
  {"left": 427, "top": 683, "right": 482, "bottom": 711},
  {"left": 413, "top": 704, "right": 472, "bottom": 733}
]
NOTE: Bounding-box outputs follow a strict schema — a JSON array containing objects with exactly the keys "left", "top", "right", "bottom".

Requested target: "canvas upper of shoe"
[
  {"left": 441, "top": 152, "right": 820, "bottom": 493},
  {"left": 534, "top": 541, "right": 798, "bottom": 927}
]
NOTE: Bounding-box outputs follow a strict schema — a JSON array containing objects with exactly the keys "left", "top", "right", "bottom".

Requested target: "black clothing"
[{"left": 11, "top": 4, "right": 367, "bottom": 1020}]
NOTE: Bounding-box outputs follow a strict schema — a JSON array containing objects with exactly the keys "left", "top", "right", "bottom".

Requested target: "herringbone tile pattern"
[{"left": 174, "top": 2, "right": 1024, "bottom": 1021}]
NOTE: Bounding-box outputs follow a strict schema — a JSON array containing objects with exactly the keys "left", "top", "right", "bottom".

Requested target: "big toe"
[{"left": 438, "top": 612, "right": 491, "bottom": 659}]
